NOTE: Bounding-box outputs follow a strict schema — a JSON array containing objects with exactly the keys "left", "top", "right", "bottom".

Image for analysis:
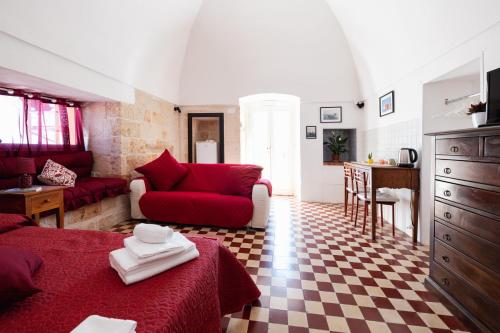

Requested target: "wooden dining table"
[{"left": 345, "top": 162, "right": 420, "bottom": 243}]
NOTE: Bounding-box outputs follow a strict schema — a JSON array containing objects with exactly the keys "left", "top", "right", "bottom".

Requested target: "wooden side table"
[{"left": 0, "top": 186, "right": 65, "bottom": 228}]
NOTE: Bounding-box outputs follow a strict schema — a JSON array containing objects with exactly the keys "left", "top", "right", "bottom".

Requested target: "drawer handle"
[
  {"left": 444, "top": 212, "right": 452, "bottom": 219},
  {"left": 44, "top": 199, "right": 51, "bottom": 203},
  {"left": 442, "top": 256, "right": 450, "bottom": 263},
  {"left": 443, "top": 190, "right": 452, "bottom": 197},
  {"left": 443, "top": 234, "right": 452, "bottom": 242},
  {"left": 441, "top": 278, "right": 450, "bottom": 286},
  {"left": 449, "top": 146, "right": 459, "bottom": 153},
  {"left": 443, "top": 168, "right": 452, "bottom": 174}
]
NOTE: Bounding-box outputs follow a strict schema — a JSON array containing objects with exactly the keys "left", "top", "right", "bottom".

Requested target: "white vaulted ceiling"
[
  {"left": 325, "top": 0, "right": 500, "bottom": 96},
  {"left": 1, "top": 0, "right": 500, "bottom": 103},
  {"left": 179, "top": 0, "right": 360, "bottom": 104},
  {"left": 0, "top": 0, "right": 203, "bottom": 102}
]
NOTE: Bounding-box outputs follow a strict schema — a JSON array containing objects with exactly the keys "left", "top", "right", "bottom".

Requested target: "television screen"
[{"left": 487, "top": 67, "right": 500, "bottom": 125}]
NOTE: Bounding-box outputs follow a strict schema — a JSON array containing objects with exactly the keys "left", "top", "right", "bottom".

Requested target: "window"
[
  {"left": 0, "top": 92, "right": 84, "bottom": 154},
  {"left": 0, "top": 95, "right": 24, "bottom": 144}
]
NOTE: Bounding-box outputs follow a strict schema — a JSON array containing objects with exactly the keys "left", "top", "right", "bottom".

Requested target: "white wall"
[
  {"left": 180, "top": 0, "right": 360, "bottom": 105},
  {"left": 420, "top": 72, "right": 481, "bottom": 245},
  {"left": 326, "top": 0, "right": 500, "bottom": 98},
  {"left": 357, "top": 22, "right": 500, "bottom": 244},
  {"left": 300, "top": 102, "right": 364, "bottom": 202}
]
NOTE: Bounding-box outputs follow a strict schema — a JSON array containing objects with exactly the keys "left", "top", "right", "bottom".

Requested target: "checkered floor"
[{"left": 108, "top": 197, "right": 470, "bottom": 333}]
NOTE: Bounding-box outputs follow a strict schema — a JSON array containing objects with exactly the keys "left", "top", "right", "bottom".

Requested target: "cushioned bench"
[{"left": 0, "top": 151, "right": 129, "bottom": 211}]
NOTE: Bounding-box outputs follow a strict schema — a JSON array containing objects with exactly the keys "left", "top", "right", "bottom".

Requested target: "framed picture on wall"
[
  {"left": 379, "top": 90, "right": 395, "bottom": 117},
  {"left": 305, "top": 126, "right": 317, "bottom": 139},
  {"left": 320, "top": 106, "right": 342, "bottom": 123}
]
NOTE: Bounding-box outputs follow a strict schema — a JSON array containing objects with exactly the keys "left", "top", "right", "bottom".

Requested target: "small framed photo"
[
  {"left": 305, "top": 126, "right": 317, "bottom": 139},
  {"left": 320, "top": 106, "right": 342, "bottom": 123},
  {"left": 379, "top": 90, "right": 395, "bottom": 117}
]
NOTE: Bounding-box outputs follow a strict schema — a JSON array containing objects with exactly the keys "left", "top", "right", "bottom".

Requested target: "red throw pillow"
[
  {"left": 0, "top": 246, "right": 43, "bottom": 307},
  {"left": 135, "top": 150, "right": 188, "bottom": 191}
]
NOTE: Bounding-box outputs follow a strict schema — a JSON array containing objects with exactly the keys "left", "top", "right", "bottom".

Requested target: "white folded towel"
[
  {"left": 120, "top": 240, "right": 195, "bottom": 271},
  {"left": 133, "top": 223, "right": 173, "bottom": 244},
  {"left": 124, "top": 232, "right": 192, "bottom": 259},
  {"left": 110, "top": 246, "right": 200, "bottom": 285},
  {"left": 70, "top": 315, "right": 136, "bottom": 333}
]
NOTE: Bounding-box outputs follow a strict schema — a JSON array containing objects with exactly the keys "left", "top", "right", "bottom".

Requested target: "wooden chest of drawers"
[{"left": 427, "top": 127, "right": 500, "bottom": 333}]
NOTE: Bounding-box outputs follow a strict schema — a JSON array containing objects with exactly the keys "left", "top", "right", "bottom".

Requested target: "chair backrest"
[
  {"left": 353, "top": 168, "right": 368, "bottom": 194},
  {"left": 343, "top": 165, "right": 353, "bottom": 190}
]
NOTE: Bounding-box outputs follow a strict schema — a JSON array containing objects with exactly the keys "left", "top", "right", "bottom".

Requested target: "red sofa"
[
  {"left": 0, "top": 151, "right": 129, "bottom": 211},
  {"left": 130, "top": 163, "right": 272, "bottom": 229}
]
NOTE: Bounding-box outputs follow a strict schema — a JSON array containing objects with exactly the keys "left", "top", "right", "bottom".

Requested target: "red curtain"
[{"left": 0, "top": 92, "right": 84, "bottom": 157}]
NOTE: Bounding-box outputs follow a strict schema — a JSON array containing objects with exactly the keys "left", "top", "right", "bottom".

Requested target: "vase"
[
  {"left": 331, "top": 154, "right": 340, "bottom": 163},
  {"left": 472, "top": 112, "right": 487, "bottom": 128}
]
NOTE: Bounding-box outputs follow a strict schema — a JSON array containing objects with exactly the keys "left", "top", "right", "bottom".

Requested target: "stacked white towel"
[
  {"left": 110, "top": 225, "right": 199, "bottom": 285},
  {"left": 133, "top": 223, "right": 173, "bottom": 243},
  {"left": 71, "top": 315, "right": 136, "bottom": 333}
]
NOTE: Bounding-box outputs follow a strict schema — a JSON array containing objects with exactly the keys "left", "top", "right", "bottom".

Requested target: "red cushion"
[
  {"left": 75, "top": 178, "right": 107, "bottom": 201},
  {"left": 135, "top": 150, "right": 188, "bottom": 191},
  {"left": 75, "top": 177, "right": 128, "bottom": 202},
  {"left": 0, "top": 214, "right": 35, "bottom": 234},
  {"left": 0, "top": 178, "right": 18, "bottom": 190},
  {"left": 34, "top": 151, "right": 93, "bottom": 178},
  {"left": 97, "top": 177, "right": 129, "bottom": 197},
  {"left": 0, "top": 157, "right": 36, "bottom": 178},
  {"left": 0, "top": 246, "right": 42, "bottom": 307},
  {"left": 139, "top": 191, "right": 253, "bottom": 228},
  {"left": 63, "top": 186, "right": 93, "bottom": 211},
  {"left": 174, "top": 164, "right": 262, "bottom": 198}
]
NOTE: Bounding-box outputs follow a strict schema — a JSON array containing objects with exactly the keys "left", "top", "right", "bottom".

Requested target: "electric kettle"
[{"left": 397, "top": 148, "right": 418, "bottom": 168}]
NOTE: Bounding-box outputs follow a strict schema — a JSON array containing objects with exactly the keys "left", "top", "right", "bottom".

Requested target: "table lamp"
[{"left": 16, "top": 158, "right": 36, "bottom": 188}]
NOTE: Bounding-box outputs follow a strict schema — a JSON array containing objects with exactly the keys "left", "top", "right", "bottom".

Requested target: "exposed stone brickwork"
[
  {"left": 40, "top": 195, "right": 130, "bottom": 230},
  {"left": 83, "top": 90, "right": 181, "bottom": 179},
  {"left": 57, "top": 90, "right": 182, "bottom": 230}
]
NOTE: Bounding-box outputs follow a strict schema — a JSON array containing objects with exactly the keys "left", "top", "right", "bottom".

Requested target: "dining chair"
[
  {"left": 353, "top": 168, "right": 399, "bottom": 236},
  {"left": 343, "top": 165, "right": 357, "bottom": 221}
]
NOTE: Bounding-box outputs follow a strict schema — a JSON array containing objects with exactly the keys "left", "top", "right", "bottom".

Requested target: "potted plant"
[
  {"left": 324, "top": 133, "right": 348, "bottom": 162},
  {"left": 367, "top": 153, "right": 374, "bottom": 164},
  {"left": 467, "top": 102, "right": 487, "bottom": 128}
]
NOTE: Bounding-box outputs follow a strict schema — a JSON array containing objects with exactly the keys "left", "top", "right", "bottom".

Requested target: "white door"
[{"left": 240, "top": 94, "right": 299, "bottom": 195}]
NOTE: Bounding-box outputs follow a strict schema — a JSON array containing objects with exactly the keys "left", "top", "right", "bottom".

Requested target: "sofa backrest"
[
  {"left": 173, "top": 163, "right": 262, "bottom": 198},
  {"left": 33, "top": 151, "right": 93, "bottom": 178},
  {"left": 0, "top": 151, "right": 94, "bottom": 190},
  {"left": 0, "top": 157, "right": 35, "bottom": 189}
]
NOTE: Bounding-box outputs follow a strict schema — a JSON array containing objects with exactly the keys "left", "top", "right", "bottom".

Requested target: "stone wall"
[
  {"left": 40, "top": 195, "right": 130, "bottom": 230},
  {"left": 54, "top": 90, "right": 182, "bottom": 230},
  {"left": 83, "top": 90, "right": 181, "bottom": 179},
  {"left": 180, "top": 105, "right": 240, "bottom": 163}
]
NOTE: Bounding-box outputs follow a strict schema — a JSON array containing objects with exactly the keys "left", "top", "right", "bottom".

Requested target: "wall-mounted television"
[{"left": 486, "top": 67, "right": 500, "bottom": 126}]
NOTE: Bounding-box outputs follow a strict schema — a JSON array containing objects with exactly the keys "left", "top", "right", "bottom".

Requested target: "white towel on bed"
[
  {"left": 110, "top": 246, "right": 199, "bottom": 285},
  {"left": 124, "top": 232, "right": 192, "bottom": 259},
  {"left": 133, "top": 223, "right": 173, "bottom": 244},
  {"left": 120, "top": 240, "right": 195, "bottom": 270},
  {"left": 70, "top": 315, "right": 136, "bottom": 333}
]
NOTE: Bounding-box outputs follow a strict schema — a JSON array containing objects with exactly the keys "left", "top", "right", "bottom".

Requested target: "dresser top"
[{"left": 425, "top": 125, "right": 500, "bottom": 136}]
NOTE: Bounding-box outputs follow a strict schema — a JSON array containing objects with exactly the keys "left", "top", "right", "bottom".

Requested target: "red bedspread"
[{"left": 0, "top": 227, "right": 260, "bottom": 333}]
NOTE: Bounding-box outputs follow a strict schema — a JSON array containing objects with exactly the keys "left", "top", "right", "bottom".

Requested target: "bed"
[{"left": 0, "top": 224, "right": 260, "bottom": 332}]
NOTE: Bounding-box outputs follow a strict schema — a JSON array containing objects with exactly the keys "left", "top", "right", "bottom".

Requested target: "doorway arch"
[{"left": 239, "top": 93, "right": 301, "bottom": 196}]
